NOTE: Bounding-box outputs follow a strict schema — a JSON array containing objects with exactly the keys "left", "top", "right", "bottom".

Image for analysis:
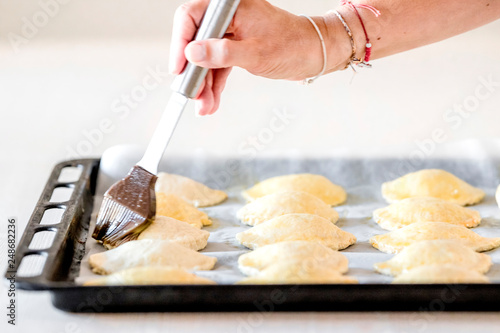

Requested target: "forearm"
[
  {"left": 171, "top": 0, "right": 500, "bottom": 115},
  {"left": 321, "top": 0, "right": 500, "bottom": 71}
]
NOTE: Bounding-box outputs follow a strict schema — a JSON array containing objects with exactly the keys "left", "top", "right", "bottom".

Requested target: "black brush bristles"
[{"left": 92, "top": 165, "right": 157, "bottom": 248}]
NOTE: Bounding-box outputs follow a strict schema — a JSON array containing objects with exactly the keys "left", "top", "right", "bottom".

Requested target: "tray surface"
[{"left": 6, "top": 155, "right": 500, "bottom": 312}]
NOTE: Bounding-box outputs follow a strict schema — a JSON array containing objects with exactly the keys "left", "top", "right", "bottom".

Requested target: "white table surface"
[{"left": 2, "top": 0, "right": 500, "bottom": 330}]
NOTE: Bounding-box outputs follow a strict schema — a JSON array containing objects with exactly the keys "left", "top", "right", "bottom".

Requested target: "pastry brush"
[{"left": 92, "top": 0, "right": 240, "bottom": 248}]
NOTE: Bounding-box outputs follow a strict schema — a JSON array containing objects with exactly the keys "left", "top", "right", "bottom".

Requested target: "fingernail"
[{"left": 188, "top": 43, "right": 206, "bottom": 62}]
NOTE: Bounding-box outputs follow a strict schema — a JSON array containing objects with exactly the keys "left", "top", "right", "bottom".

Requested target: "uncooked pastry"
[
  {"left": 373, "top": 196, "right": 481, "bottom": 231},
  {"left": 236, "top": 213, "right": 356, "bottom": 250},
  {"left": 381, "top": 169, "right": 485, "bottom": 206},
  {"left": 84, "top": 266, "right": 215, "bottom": 286},
  {"left": 156, "top": 172, "right": 227, "bottom": 207},
  {"left": 237, "top": 261, "right": 357, "bottom": 284},
  {"left": 89, "top": 239, "right": 217, "bottom": 274},
  {"left": 138, "top": 216, "right": 210, "bottom": 251},
  {"left": 370, "top": 221, "right": 500, "bottom": 254},
  {"left": 242, "top": 173, "right": 346, "bottom": 206},
  {"left": 374, "top": 239, "right": 492, "bottom": 276},
  {"left": 238, "top": 240, "right": 349, "bottom": 276},
  {"left": 237, "top": 191, "right": 339, "bottom": 226},
  {"left": 392, "top": 264, "right": 490, "bottom": 284},
  {"left": 156, "top": 193, "right": 212, "bottom": 228}
]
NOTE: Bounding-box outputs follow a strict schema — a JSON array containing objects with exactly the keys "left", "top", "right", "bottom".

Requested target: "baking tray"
[{"left": 6, "top": 157, "right": 500, "bottom": 312}]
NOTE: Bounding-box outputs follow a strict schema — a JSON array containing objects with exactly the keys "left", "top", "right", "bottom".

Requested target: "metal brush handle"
[
  {"left": 171, "top": 0, "right": 240, "bottom": 98},
  {"left": 137, "top": 0, "right": 240, "bottom": 174}
]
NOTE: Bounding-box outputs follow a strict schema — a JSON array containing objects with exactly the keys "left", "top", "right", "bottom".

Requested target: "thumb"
[{"left": 184, "top": 39, "right": 255, "bottom": 69}]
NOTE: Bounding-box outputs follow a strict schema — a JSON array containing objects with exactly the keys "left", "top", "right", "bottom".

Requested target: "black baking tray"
[{"left": 6, "top": 158, "right": 500, "bottom": 312}]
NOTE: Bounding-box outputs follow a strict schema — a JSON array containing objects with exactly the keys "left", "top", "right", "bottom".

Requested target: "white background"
[{"left": 1, "top": 0, "right": 500, "bottom": 332}]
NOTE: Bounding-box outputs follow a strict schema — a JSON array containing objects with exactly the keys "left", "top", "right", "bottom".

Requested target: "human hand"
[{"left": 169, "top": 0, "right": 349, "bottom": 115}]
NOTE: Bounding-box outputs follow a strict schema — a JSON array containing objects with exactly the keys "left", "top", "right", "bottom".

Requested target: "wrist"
[
  {"left": 321, "top": 11, "right": 354, "bottom": 73},
  {"left": 294, "top": 14, "right": 350, "bottom": 80},
  {"left": 323, "top": 6, "right": 378, "bottom": 71},
  {"left": 294, "top": 15, "right": 327, "bottom": 80},
  {"left": 292, "top": 6, "right": 372, "bottom": 80}
]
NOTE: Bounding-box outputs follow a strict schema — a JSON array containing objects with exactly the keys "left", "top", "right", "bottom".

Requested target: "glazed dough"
[
  {"left": 89, "top": 239, "right": 217, "bottom": 274},
  {"left": 84, "top": 266, "right": 215, "bottom": 286},
  {"left": 237, "top": 191, "right": 339, "bottom": 226},
  {"left": 236, "top": 213, "right": 356, "bottom": 250},
  {"left": 370, "top": 221, "right": 500, "bottom": 254},
  {"left": 238, "top": 240, "right": 349, "bottom": 276},
  {"left": 156, "top": 193, "right": 211, "bottom": 228},
  {"left": 138, "top": 216, "right": 210, "bottom": 251},
  {"left": 381, "top": 169, "right": 485, "bottom": 206},
  {"left": 237, "top": 261, "right": 358, "bottom": 285},
  {"left": 392, "top": 264, "right": 490, "bottom": 284},
  {"left": 156, "top": 172, "right": 227, "bottom": 207},
  {"left": 374, "top": 240, "right": 492, "bottom": 276},
  {"left": 242, "top": 173, "right": 346, "bottom": 206},
  {"left": 373, "top": 197, "right": 481, "bottom": 231}
]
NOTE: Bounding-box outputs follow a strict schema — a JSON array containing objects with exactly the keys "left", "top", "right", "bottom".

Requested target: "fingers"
[
  {"left": 169, "top": 0, "right": 259, "bottom": 116},
  {"left": 194, "top": 67, "right": 232, "bottom": 116},
  {"left": 185, "top": 38, "right": 257, "bottom": 70},
  {"left": 210, "top": 67, "right": 232, "bottom": 114},
  {"left": 169, "top": 0, "right": 210, "bottom": 74},
  {"left": 194, "top": 70, "right": 214, "bottom": 116}
]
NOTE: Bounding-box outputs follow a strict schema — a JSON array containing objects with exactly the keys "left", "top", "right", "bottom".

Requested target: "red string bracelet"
[{"left": 340, "top": 0, "right": 381, "bottom": 67}]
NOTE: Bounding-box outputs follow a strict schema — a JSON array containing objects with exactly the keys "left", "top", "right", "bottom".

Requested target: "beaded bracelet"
[
  {"left": 329, "top": 10, "right": 359, "bottom": 71},
  {"left": 340, "top": 0, "right": 381, "bottom": 67}
]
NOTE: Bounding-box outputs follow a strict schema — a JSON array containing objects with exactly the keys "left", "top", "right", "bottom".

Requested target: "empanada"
[
  {"left": 381, "top": 169, "right": 485, "bottom": 206},
  {"left": 237, "top": 191, "right": 339, "bottom": 226},
  {"left": 370, "top": 221, "right": 500, "bottom": 254},
  {"left": 156, "top": 193, "right": 212, "bottom": 228},
  {"left": 236, "top": 213, "right": 356, "bottom": 250},
  {"left": 237, "top": 261, "right": 357, "bottom": 285},
  {"left": 84, "top": 266, "right": 215, "bottom": 286},
  {"left": 373, "top": 197, "right": 481, "bottom": 231},
  {"left": 238, "top": 240, "right": 349, "bottom": 276},
  {"left": 138, "top": 216, "right": 210, "bottom": 251},
  {"left": 242, "top": 173, "right": 346, "bottom": 206},
  {"left": 392, "top": 264, "right": 490, "bottom": 284},
  {"left": 156, "top": 172, "right": 227, "bottom": 207},
  {"left": 89, "top": 239, "right": 217, "bottom": 274},
  {"left": 374, "top": 240, "right": 492, "bottom": 276}
]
